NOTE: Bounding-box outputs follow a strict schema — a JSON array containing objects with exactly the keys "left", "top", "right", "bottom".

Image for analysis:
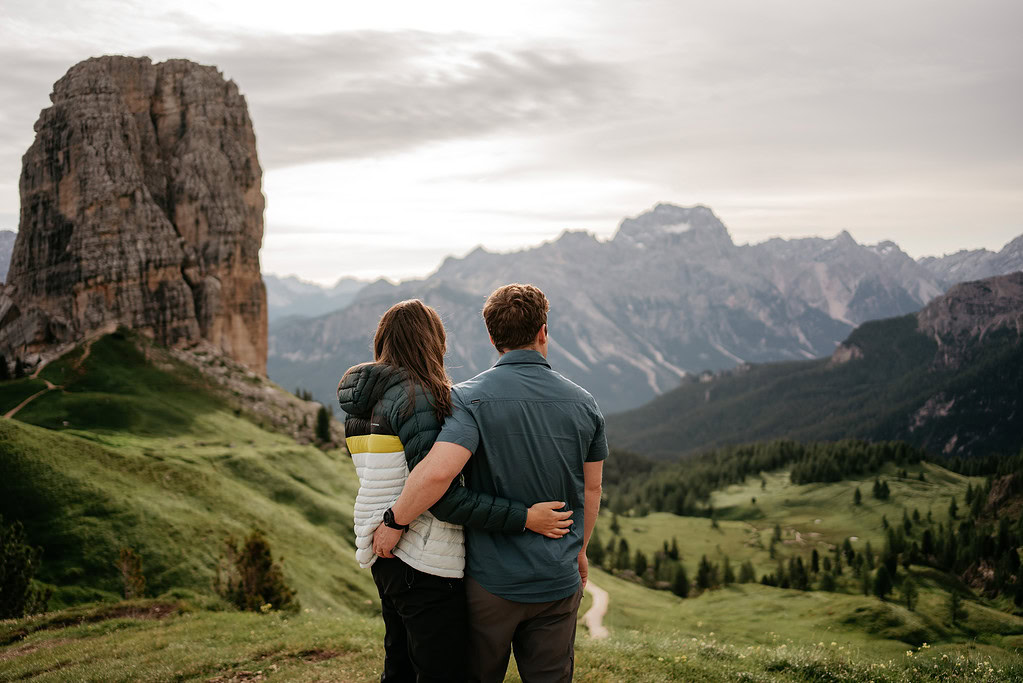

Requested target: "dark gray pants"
[{"left": 466, "top": 577, "right": 583, "bottom": 683}]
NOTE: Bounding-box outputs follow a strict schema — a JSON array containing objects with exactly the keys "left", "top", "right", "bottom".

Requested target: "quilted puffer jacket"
[{"left": 338, "top": 362, "right": 528, "bottom": 578}]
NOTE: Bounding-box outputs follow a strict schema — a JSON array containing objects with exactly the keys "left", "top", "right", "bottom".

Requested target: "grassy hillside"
[
  {"left": 606, "top": 314, "right": 1023, "bottom": 459},
  {"left": 0, "top": 333, "right": 374, "bottom": 612}
]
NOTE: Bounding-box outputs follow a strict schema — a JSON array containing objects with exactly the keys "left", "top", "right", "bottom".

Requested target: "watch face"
[{"left": 384, "top": 508, "right": 395, "bottom": 526}]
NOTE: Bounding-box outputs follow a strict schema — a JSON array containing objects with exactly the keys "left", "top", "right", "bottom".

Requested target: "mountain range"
[
  {"left": 606, "top": 271, "right": 1023, "bottom": 459},
  {"left": 263, "top": 274, "right": 365, "bottom": 322},
  {"left": 266, "top": 204, "right": 1023, "bottom": 413}
]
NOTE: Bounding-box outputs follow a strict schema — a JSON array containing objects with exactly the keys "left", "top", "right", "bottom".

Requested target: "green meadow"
[
  {"left": 598, "top": 462, "right": 983, "bottom": 581},
  {"left": 1, "top": 334, "right": 1021, "bottom": 680}
]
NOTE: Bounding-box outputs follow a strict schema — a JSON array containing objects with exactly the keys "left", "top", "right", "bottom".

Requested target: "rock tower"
[{"left": 0, "top": 56, "right": 267, "bottom": 373}]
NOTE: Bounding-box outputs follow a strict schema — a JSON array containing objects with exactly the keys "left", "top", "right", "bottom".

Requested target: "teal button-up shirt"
[{"left": 438, "top": 349, "right": 608, "bottom": 602}]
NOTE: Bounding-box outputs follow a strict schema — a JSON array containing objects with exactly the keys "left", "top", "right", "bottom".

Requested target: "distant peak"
[
  {"left": 613, "top": 203, "right": 731, "bottom": 246},
  {"left": 835, "top": 230, "right": 857, "bottom": 245}
]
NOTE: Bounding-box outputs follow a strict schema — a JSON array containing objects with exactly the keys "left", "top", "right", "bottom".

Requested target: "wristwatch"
[{"left": 383, "top": 508, "right": 410, "bottom": 531}]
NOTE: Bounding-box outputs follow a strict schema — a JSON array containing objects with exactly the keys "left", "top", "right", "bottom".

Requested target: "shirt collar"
[{"left": 494, "top": 349, "right": 551, "bottom": 369}]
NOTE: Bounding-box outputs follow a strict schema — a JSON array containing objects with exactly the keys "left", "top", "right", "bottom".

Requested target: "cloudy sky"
[{"left": 1, "top": 0, "right": 1021, "bottom": 283}]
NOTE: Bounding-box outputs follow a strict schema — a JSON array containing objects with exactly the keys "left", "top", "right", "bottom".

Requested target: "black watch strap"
[{"left": 383, "top": 507, "right": 410, "bottom": 531}]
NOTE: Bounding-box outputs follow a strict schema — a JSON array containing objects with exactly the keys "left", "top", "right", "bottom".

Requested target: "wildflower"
[
  {"left": 922, "top": 642, "right": 929, "bottom": 649},
  {"left": 709, "top": 632, "right": 715, "bottom": 637},
  {"left": 818, "top": 642, "right": 825, "bottom": 647},
  {"left": 831, "top": 642, "right": 837, "bottom": 647},
  {"left": 905, "top": 651, "right": 913, "bottom": 657},
  {"left": 260, "top": 602, "right": 273, "bottom": 613}
]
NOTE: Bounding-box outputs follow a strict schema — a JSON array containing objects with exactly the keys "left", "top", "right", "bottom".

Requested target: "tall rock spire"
[{"left": 0, "top": 56, "right": 267, "bottom": 374}]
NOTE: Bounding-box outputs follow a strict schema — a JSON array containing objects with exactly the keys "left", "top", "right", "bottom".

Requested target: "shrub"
[
  {"left": 116, "top": 548, "right": 146, "bottom": 599},
  {"left": 216, "top": 531, "right": 298, "bottom": 613},
  {"left": 1, "top": 515, "right": 50, "bottom": 618}
]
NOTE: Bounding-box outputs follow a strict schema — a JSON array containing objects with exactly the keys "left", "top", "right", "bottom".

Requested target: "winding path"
[
  {"left": 3, "top": 337, "right": 99, "bottom": 420},
  {"left": 3, "top": 380, "right": 58, "bottom": 419},
  {"left": 582, "top": 581, "right": 609, "bottom": 639}
]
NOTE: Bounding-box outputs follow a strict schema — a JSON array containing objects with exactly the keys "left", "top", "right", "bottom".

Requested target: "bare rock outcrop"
[
  {"left": 0, "top": 56, "right": 267, "bottom": 374},
  {"left": 917, "top": 271, "right": 1023, "bottom": 367}
]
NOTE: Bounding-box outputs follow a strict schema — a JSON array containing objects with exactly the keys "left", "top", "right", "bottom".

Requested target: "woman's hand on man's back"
[{"left": 526, "top": 502, "right": 573, "bottom": 538}]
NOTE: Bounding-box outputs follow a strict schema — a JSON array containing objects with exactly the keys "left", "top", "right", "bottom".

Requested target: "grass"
[
  {"left": 597, "top": 461, "right": 983, "bottom": 581},
  {"left": 2, "top": 589, "right": 1021, "bottom": 681},
  {"left": 0, "top": 334, "right": 375, "bottom": 613}
]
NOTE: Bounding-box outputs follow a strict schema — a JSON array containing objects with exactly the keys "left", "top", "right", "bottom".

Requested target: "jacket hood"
[{"left": 337, "top": 362, "right": 407, "bottom": 417}]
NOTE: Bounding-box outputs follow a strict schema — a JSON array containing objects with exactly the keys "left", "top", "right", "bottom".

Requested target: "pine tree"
[
  {"left": 13, "top": 357, "right": 25, "bottom": 379},
  {"left": 773, "top": 523, "right": 782, "bottom": 542},
  {"left": 610, "top": 513, "right": 621, "bottom": 536},
  {"left": 902, "top": 577, "right": 919, "bottom": 611},
  {"left": 671, "top": 564, "right": 690, "bottom": 598},
  {"left": 738, "top": 560, "right": 756, "bottom": 583},
  {"left": 669, "top": 537, "right": 680, "bottom": 561},
  {"left": 873, "top": 566, "right": 892, "bottom": 600},
  {"left": 587, "top": 530, "right": 606, "bottom": 567},
  {"left": 811, "top": 549, "right": 820, "bottom": 574},
  {"left": 315, "top": 405, "right": 331, "bottom": 443},
  {"left": 615, "top": 538, "right": 631, "bottom": 571},
  {"left": 853, "top": 487, "right": 862, "bottom": 506},
  {"left": 634, "top": 550, "right": 648, "bottom": 577},
  {"left": 696, "top": 555, "right": 715, "bottom": 590},
  {"left": 842, "top": 538, "right": 855, "bottom": 564},
  {"left": 723, "top": 557, "right": 735, "bottom": 585},
  {"left": 948, "top": 591, "right": 966, "bottom": 626},
  {"left": 0, "top": 355, "right": 9, "bottom": 381},
  {"left": 948, "top": 497, "right": 958, "bottom": 520}
]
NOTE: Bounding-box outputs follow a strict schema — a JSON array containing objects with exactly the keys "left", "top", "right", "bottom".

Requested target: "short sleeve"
[
  {"left": 437, "top": 386, "right": 480, "bottom": 454},
  {"left": 586, "top": 407, "right": 609, "bottom": 463}
]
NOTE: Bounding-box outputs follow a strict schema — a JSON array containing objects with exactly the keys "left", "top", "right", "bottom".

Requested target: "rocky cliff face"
[
  {"left": 917, "top": 271, "right": 1023, "bottom": 368},
  {"left": 0, "top": 56, "right": 267, "bottom": 373}
]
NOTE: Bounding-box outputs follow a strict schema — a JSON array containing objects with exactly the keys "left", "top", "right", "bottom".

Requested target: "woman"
[{"left": 338, "top": 299, "right": 571, "bottom": 682}]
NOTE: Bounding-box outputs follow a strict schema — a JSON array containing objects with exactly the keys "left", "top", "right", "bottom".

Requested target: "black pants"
[{"left": 372, "top": 557, "right": 469, "bottom": 683}]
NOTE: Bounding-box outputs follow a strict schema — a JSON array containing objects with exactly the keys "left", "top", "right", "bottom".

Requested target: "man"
[{"left": 372, "top": 283, "right": 607, "bottom": 682}]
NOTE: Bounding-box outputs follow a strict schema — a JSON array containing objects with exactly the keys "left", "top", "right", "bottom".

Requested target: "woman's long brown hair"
[{"left": 374, "top": 299, "right": 453, "bottom": 421}]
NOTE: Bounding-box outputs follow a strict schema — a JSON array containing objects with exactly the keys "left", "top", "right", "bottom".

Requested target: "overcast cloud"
[{"left": 1, "top": 0, "right": 1021, "bottom": 282}]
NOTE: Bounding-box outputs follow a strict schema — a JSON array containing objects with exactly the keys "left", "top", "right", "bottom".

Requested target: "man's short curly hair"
[{"left": 482, "top": 284, "right": 549, "bottom": 353}]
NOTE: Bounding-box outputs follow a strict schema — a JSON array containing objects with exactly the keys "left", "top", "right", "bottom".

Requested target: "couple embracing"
[{"left": 338, "top": 284, "right": 607, "bottom": 683}]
